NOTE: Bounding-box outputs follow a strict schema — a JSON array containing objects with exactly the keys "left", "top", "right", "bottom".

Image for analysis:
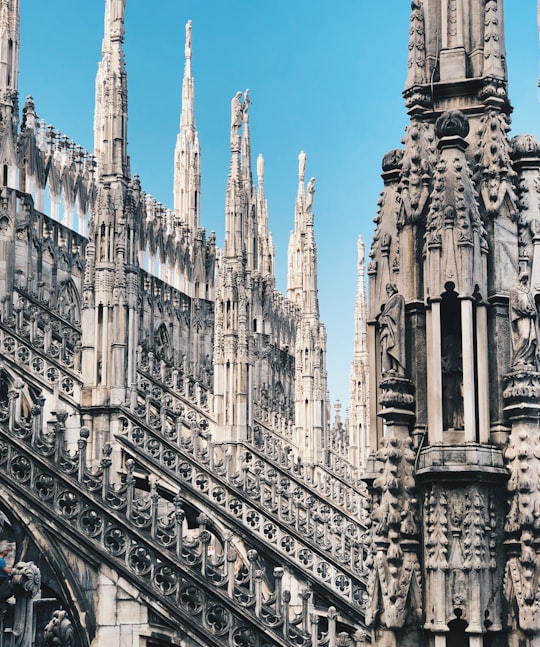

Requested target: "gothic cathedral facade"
[{"left": 0, "top": 1, "right": 538, "bottom": 647}]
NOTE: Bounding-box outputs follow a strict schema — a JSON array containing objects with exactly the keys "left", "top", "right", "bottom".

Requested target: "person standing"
[{"left": 0, "top": 546, "right": 12, "bottom": 579}]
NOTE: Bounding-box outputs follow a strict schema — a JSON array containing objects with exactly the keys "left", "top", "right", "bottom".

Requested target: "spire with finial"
[
  {"left": 81, "top": 0, "right": 140, "bottom": 409},
  {"left": 0, "top": 0, "right": 19, "bottom": 185},
  {"left": 288, "top": 152, "right": 327, "bottom": 462},
  {"left": 349, "top": 235, "right": 369, "bottom": 467},
  {"left": 256, "top": 153, "right": 274, "bottom": 279},
  {"left": 224, "top": 90, "right": 246, "bottom": 261},
  {"left": 174, "top": 19, "right": 200, "bottom": 231},
  {"left": 180, "top": 19, "right": 194, "bottom": 129},
  {"left": 288, "top": 151, "right": 319, "bottom": 316},
  {"left": 241, "top": 89, "right": 253, "bottom": 189},
  {"left": 0, "top": 0, "right": 18, "bottom": 94},
  {"left": 94, "top": 0, "right": 129, "bottom": 179}
]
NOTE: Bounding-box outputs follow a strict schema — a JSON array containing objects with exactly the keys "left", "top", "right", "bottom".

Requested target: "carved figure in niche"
[
  {"left": 378, "top": 283, "right": 405, "bottom": 375},
  {"left": 441, "top": 283, "right": 463, "bottom": 430},
  {"left": 509, "top": 271, "right": 538, "bottom": 369},
  {"left": 57, "top": 281, "right": 80, "bottom": 324},
  {"left": 442, "top": 332, "right": 464, "bottom": 429}
]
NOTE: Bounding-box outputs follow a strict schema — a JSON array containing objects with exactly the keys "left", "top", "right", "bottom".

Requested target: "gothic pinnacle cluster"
[
  {"left": 365, "top": 1, "right": 540, "bottom": 646},
  {"left": 7, "top": 0, "right": 540, "bottom": 646},
  {"left": 0, "top": 1, "right": 350, "bottom": 643}
]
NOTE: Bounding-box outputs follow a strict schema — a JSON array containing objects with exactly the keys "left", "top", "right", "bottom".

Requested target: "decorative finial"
[
  {"left": 306, "top": 177, "right": 316, "bottom": 212},
  {"left": 105, "top": 0, "right": 126, "bottom": 45},
  {"left": 243, "top": 89, "right": 251, "bottom": 120},
  {"left": 185, "top": 20, "right": 192, "bottom": 59},
  {"left": 298, "top": 151, "right": 306, "bottom": 182},
  {"left": 257, "top": 154, "right": 264, "bottom": 185},
  {"left": 357, "top": 236, "right": 365, "bottom": 267}
]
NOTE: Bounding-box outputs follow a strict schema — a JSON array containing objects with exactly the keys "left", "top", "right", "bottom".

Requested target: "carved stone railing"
[
  {"left": 128, "top": 375, "right": 368, "bottom": 566},
  {"left": 118, "top": 398, "right": 369, "bottom": 611},
  {"left": 136, "top": 362, "right": 211, "bottom": 416},
  {"left": 131, "top": 364, "right": 366, "bottom": 514},
  {"left": 0, "top": 323, "right": 81, "bottom": 407},
  {"left": 133, "top": 330, "right": 365, "bottom": 518},
  {"left": 137, "top": 345, "right": 213, "bottom": 391},
  {"left": 11, "top": 287, "right": 82, "bottom": 370},
  {"left": 0, "top": 410, "right": 366, "bottom": 646},
  {"left": 252, "top": 419, "right": 366, "bottom": 505}
]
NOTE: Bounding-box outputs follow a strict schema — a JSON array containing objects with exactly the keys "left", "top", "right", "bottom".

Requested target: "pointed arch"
[
  {"left": 57, "top": 279, "right": 81, "bottom": 324},
  {"left": 154, "top": 323, "right": 172, "bottom": 363}
]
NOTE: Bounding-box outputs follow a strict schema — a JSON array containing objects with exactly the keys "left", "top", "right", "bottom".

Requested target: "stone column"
[
  {"left": 475, "top": 304, "right": 490, "bottom": 443},
  {"left": 461, "top": 298, "right": 476, "bottom": 442},
  {"left": 365, "top": 376, "right": 422, "bottom": 647},
  {"left": 503, "top": 369, "right": 540, "bottom": 640},
  {"left": 426, "top": 300, "right": 443, "bottom": 443}
]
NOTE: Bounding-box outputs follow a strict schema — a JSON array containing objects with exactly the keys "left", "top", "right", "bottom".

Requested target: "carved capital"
[
  {"left": 503, "top": 370, "right": 540, "bottom": 420},
  {"left": 378, "top": 375, "right": 415, "bottom": 422}
]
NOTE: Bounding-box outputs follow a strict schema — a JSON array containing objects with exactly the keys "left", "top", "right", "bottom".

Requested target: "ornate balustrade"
[
  {"left": 0, "top": 321, "right": 81, "bottom": 406},
  {"left": 136, "top": 364, "right": 210, "bottom": 416},
  {"left": 252, "top": 420, "right": 366, "bottom": 509},
  {"left": 0, "top": 409, "right": 366, "bottom": 646},
  {"left": 132, "top": 365, "right": 366, "bottom": 521},
  {"left": 118, "top": 397, "right": 369, "bottom": 611}
]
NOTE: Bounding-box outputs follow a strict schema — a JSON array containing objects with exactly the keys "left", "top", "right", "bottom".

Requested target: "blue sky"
[{"left": 19, "top": 1, "right": 540, "bottom": 415}]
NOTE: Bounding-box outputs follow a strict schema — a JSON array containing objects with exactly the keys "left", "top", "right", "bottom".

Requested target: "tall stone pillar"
[
  {"left": 503, "top": 369, "right": 540, "bottom": 642},
  {"left": 365, "top": 377, "right": 423, "bottom": 647}
]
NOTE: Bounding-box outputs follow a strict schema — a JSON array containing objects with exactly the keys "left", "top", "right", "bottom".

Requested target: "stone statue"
[
  {"left": 509, "top": 271, "right": 538, "bottom": 368},
  {"left": 185, "top": 20, "right": 192, "bottom": 58},
  {"left": 243, "top": 89, "right": 251, "bottom": 118},
  {"left": 230, "top": 91, "right": 243, "bottom": 146},
  {"left": 306, "top": 177, "right": 316, "bottom": 212},
  {"left": 378, "top": 283, "right": 405, "bottom": 375},
  {"left": 298, "top": 150, "right": 306, "bottom": 181},
  {"left": 44, "top": 610, "right": 74, "bottom": 647},
  {"left": 7, "top": 562, "right": 41, "bottom": 647},
  {"left": 257, "top": 153, "right": 264, "bottom": 181}
]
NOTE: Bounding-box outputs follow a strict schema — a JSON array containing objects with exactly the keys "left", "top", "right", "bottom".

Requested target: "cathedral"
[{"left": 0, "top": 1, "right": 538, "bottom": 646}]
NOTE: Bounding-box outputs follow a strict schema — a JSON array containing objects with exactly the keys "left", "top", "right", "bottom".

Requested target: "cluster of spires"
[{"left": 0, "top": 0, "right": 368, "bottom": 431}]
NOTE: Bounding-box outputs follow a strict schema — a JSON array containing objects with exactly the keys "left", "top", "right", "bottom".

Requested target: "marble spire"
[
  {"left": 0, "top": 0, "right": 19, "bottom": 185},
  {"left": 0, "top": 0, "right": 18, "bottom": 93},
  {"left": 173, "top": 20, "right": 201, "bottom": 231},
  {"left": 94, "top": 0, "right": 129, "bottom": 179}
]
